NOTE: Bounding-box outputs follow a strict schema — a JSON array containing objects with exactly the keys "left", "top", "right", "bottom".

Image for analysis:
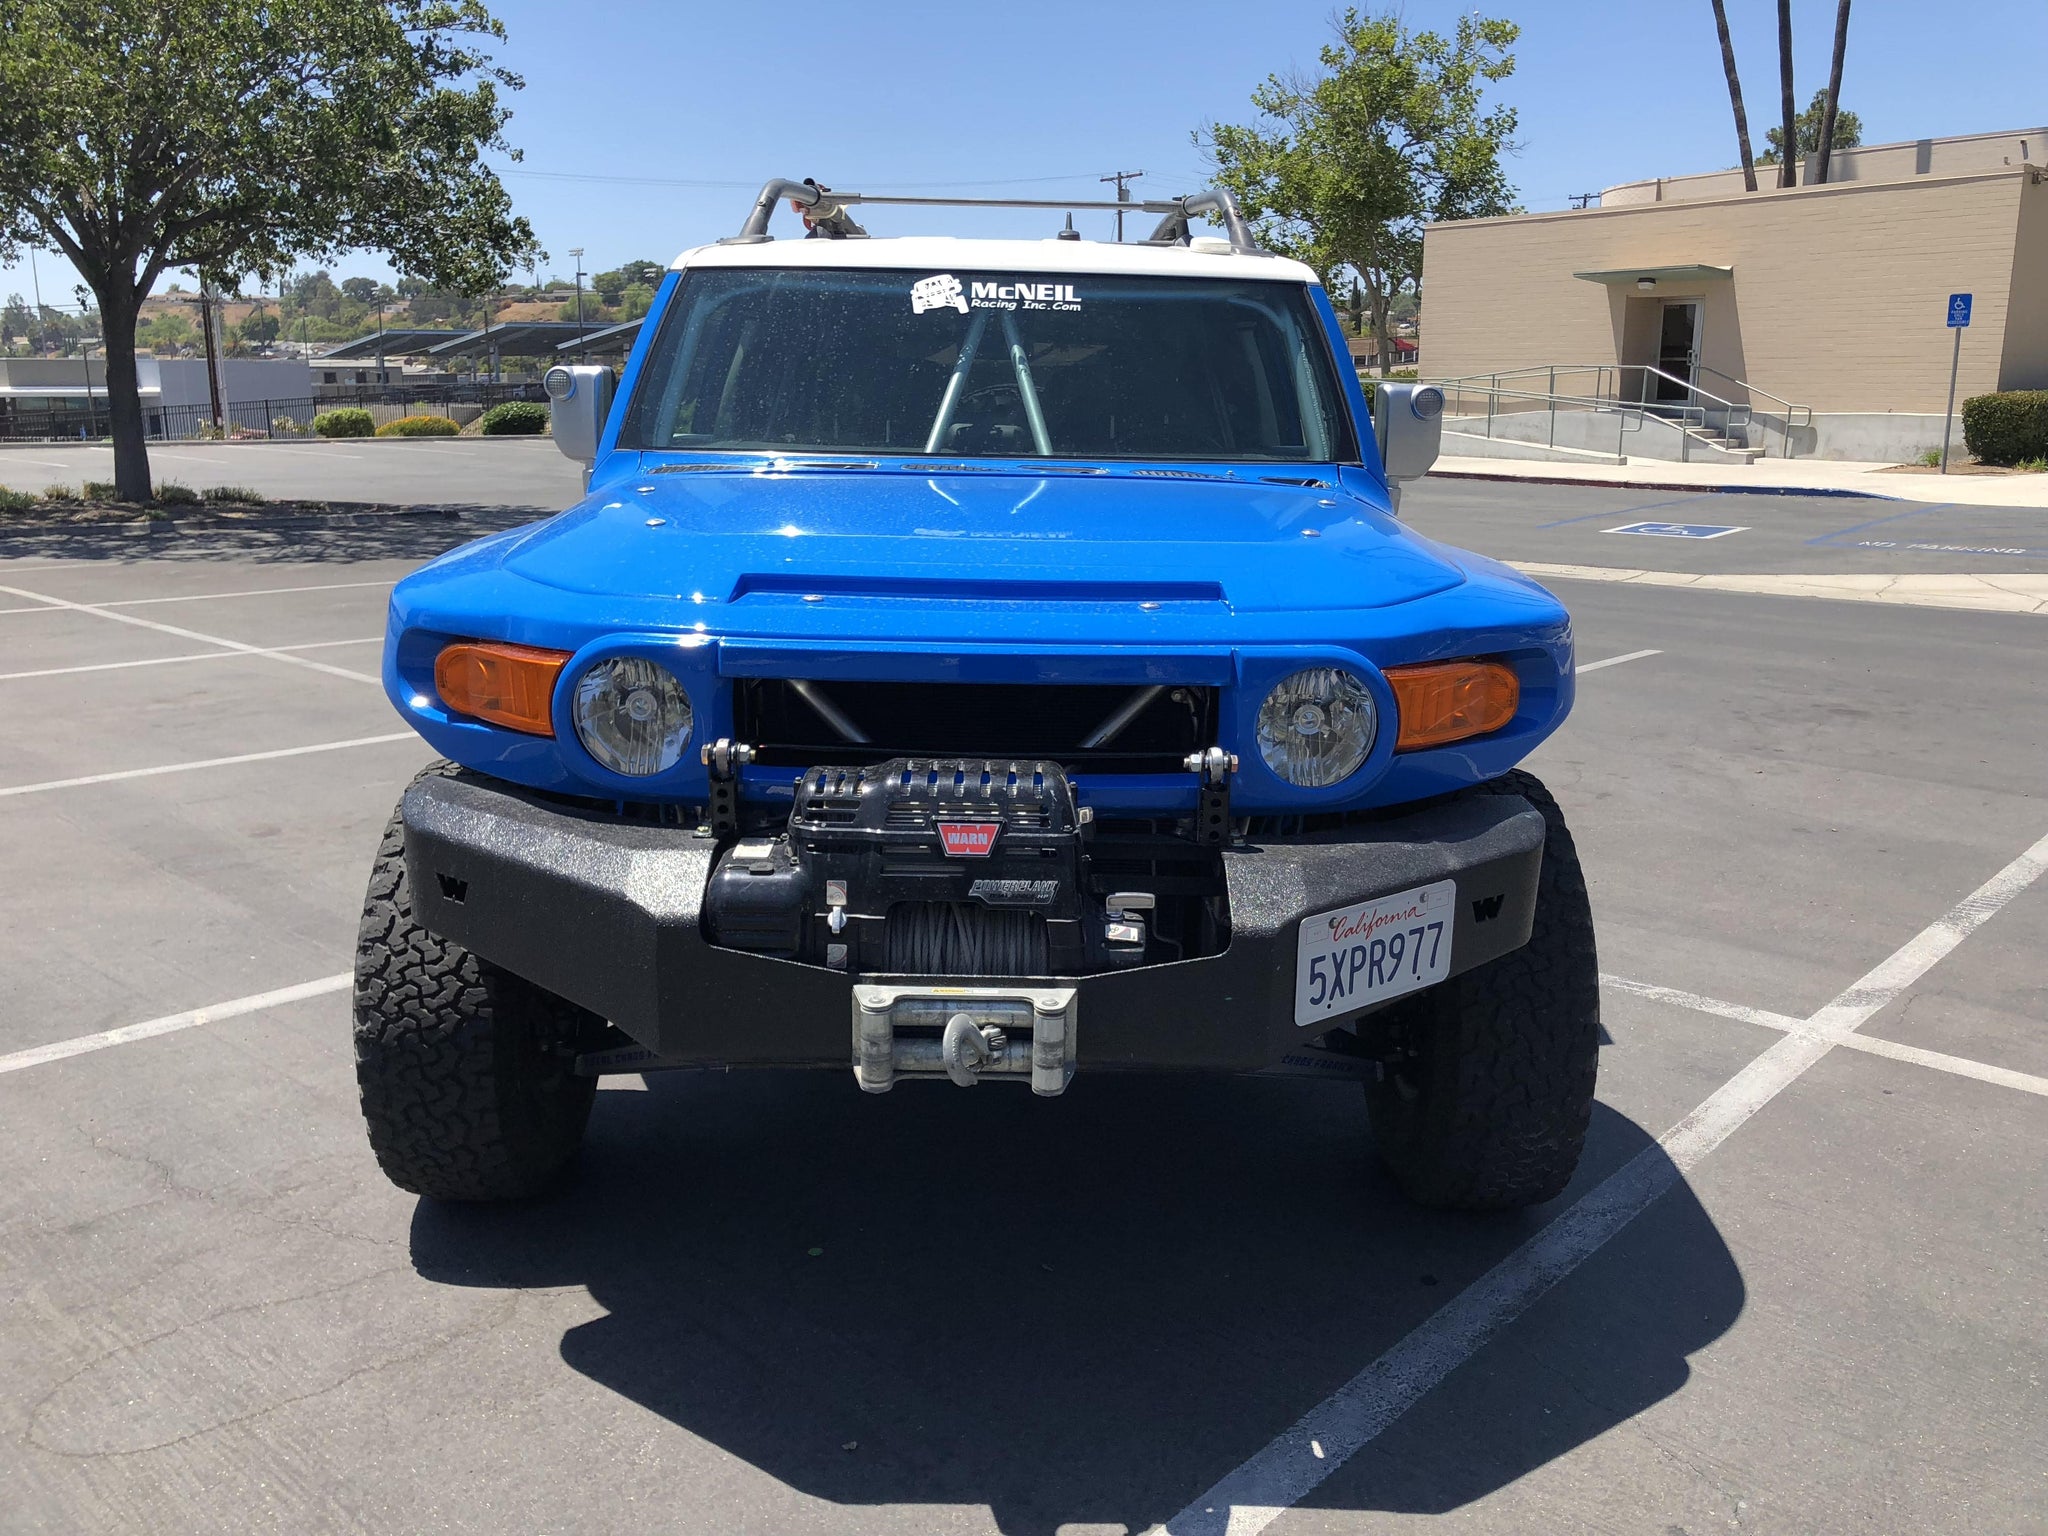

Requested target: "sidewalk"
[{"left": 1431, "top": 454, "right": 2048, "bottom": 509}]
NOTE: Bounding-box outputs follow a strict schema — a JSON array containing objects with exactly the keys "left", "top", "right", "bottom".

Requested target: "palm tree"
[
  {"left": 1815, "top": 0, "right": 1853, "bottom": 186},
  {"left": 1709, "top": 0, "right": 1758, "bottom": 192},
  {"left": 1775, "top": 0, "right": 1798, "bottom": 188}
]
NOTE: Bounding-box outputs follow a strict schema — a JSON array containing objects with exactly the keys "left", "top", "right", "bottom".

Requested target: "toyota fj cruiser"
[{"left": 353, "top": 181, "right": 1597, "bottom": 1210}]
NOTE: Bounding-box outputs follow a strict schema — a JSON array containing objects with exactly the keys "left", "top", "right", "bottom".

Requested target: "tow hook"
[{"left": 942, "top": 1014, "right": 1008, "bottom": 1086}]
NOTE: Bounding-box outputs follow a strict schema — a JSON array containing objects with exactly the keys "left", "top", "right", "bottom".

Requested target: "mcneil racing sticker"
[
  {"left": 1294, "top": 878, "right": 1455, "bottom": 1027},
  {"left": 911, "top": 273, "right": 1082, "bottom": 315}
]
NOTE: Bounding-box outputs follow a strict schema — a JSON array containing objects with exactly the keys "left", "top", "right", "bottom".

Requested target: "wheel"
[
  {"left": 353, "top": 766, "right": 605, "bottom": 1200},
  {"left": 1364, "top": 770, "right": 1600, "bottom": 1211}
]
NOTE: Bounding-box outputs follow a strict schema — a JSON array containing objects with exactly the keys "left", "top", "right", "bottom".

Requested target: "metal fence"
[{"left": 0, "top": 382, "right": 547, "bottom": 444}]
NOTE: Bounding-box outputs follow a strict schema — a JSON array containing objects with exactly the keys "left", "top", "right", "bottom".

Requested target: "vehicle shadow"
[{"left": 410, "top": 1069, "right": 1743, "bottom": 1535}]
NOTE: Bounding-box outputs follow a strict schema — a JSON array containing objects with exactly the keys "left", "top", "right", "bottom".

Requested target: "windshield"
[{"left": 619, "top": 267, "right": 1357, "bottom": 463}]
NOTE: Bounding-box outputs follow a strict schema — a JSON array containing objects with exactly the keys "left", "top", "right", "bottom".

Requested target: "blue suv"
[{"left": 353, "top": 182, "right": 1598, "bottom": 1211}]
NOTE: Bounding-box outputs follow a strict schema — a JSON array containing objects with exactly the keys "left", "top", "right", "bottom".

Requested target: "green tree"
[
  {"left": 0, "top": 1, "right": 539, "bottom": 499},
  {"left": 1201, "top": 8, "right": 1520, "bottom": 376},
  {"left": 618, "top": 282, "right": 657, "bottom": 321},
  {"left": 239, "top": 310, "right": 281, "bottom": 344},
  {"left": 142, "top": 311, "right": 194, "bottom": 352},
  {"left": 1758, "top": 88, "right": 1862, "bottom": 165}
]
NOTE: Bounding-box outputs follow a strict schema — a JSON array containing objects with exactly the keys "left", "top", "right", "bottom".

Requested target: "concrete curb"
[
  {"left": 1513, "top": 561, "right": 2048, "bottom": 616},
  {"left": 1431, "top": 468, "right": 1898, "bottom": 500}
]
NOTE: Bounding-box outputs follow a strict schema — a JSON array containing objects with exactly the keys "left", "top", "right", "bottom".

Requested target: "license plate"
[{"left": 1294, "top": 879, "right": 1455, "bottom": 1027}]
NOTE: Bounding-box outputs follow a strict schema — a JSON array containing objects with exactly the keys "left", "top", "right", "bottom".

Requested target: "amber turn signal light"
[
  {"left": 433, "top": 641, "right": 569, "bottom": 736},
  {"left": 1386, "top": 659, "right": 1520, "bottom": 751}
]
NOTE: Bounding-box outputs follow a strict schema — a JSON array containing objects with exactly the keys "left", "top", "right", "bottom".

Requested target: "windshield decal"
[
  {"left": 910, "top": 274, "right": 970, "bottom": 314},
  {"left": 912, "top": 273, "right": 1082, "bottom": 315},
  {"left": 970, "top": 280, "right": 1080, "bottom": 313}
]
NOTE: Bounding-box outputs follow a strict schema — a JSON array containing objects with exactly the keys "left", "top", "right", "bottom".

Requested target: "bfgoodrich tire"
[
  {"left": 1364, "top": 770, "right": 1600, "bottom": 1211},
  {"left": 353, "top": 768, "right": 605, "bottom": 1201}
]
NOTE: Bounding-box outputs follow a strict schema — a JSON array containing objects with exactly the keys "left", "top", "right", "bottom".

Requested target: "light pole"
[{"left": 569, "top": 248, "right": 587, "bottom": 353}]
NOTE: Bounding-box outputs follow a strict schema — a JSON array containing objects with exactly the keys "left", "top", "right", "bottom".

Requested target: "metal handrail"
[
  {"left": 1429, "top": 362, "right": 1812, "bottom": 458},
  {"left": 1431, "top": 376, "right": 1821, "bottom": 463}
]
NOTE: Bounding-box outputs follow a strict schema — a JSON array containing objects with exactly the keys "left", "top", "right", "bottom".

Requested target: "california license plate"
[{"left": 1294, "top": 879, "right": 1455, "bottom": 1027}]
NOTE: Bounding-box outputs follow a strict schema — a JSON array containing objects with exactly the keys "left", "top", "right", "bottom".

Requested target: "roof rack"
[{"left": 721, "top": 179, "right": 1264, "bottom": 255}]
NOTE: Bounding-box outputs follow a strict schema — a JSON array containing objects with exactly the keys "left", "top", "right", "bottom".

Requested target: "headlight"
[
  {"left": 1257, "top": 667, "right": 1377, "bottom": 787},
  {"left": 572, "top": 657, "right": 692, "bottom": 775}
]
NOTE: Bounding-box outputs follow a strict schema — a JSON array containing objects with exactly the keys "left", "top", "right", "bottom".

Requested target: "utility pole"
[
  {"left": 28, "top": 248, "right": 45, "bottom": 354},
  {"left": 75, "top": 285, "right": 97, "bottom": 436},
  {"left": 198, "top": 279, "right": 226, "bottom": 434},
  {"left": 1568, "top": 193, "right": 1596, "bottom": 210},
  {"left": 1100, "top": 170, "right": 1144, "bottom": 242}
]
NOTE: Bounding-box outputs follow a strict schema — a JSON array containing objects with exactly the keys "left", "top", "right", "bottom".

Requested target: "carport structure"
[{"left": 0, "top": 477, "right": 2041, "bottom": 1535}]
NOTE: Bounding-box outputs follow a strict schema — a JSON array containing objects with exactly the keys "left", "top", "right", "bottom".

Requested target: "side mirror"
[
  {"left": 544, "top": 365, "right": 615, "bottom": 469},
  {"left": 1372, "top": 382, "right": 1445, "bottom": 510}
]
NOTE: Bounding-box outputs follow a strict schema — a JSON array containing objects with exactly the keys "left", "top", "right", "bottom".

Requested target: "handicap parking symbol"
[{"left": 1604, "top": 520, "right": 1749, "bottom": 540}]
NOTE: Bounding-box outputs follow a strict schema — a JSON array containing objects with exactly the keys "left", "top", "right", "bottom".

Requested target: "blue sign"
[
  {"left": 1948, "top": 293, "right": 1973, "bottom": 328},
  {"left": 1605, "top": 521, "right": 1749, "bottom": 540}
]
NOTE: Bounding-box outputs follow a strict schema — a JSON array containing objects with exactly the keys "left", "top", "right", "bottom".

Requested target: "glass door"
[{"left": 1653, "top": 301, "right": 1700, "bottom": 403}]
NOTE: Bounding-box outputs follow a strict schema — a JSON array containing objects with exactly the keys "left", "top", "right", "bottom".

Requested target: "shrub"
[
  {"left": 0, "top": 486, "right": 37, "bottom": 512},
  {"left": 479, "top": 400, "right": 549, "bottom": 436},
  {"left": 203, "top": 485, "right": 267, "bottom": 505},
  {"left": 1916, "top": 448, "right": 1942, "bottom": 468},
  {"left": 154, "top": 482, "right": 202, "bottom": 505},
  {"left": 43, "top": 484, "right": 75, "bottom": 501},
  {"left": 82, "top": 479, "right": 121, "bottom": 500},
  {"left": 271, "top": 416, "right": 305, "bottom": 436},
  {"left": 1960, "top": 390, "right": 2048, "bottom": 467},
  {"left": 375, "top": 413, "right": 462, "bottom": 437},
  {"left": 314, "top": 407, "right": 376, "bottom": 438}
]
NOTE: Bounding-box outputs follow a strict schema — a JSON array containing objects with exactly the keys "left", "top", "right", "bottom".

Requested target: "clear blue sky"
[{"left": 6, "top": 0, "right": 2045, "bottom": 304}]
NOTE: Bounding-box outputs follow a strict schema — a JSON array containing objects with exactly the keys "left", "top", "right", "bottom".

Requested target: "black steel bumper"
[{"left": 400, "top": 773, "right": 1545, "bottom": 1075}]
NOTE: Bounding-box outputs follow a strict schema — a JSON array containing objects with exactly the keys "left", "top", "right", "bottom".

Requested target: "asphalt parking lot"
[{"left": 0, "top": 466, "right": 2043, "bottom": 1534}]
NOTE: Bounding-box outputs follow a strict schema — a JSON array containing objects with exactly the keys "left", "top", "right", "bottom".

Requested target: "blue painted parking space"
[{"left": 1606, "top": 520, "right": 1749, "bottom": 539}]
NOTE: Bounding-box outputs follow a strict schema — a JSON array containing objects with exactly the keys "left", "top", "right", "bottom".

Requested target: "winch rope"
[{"left": 886, "top": 902, "right": 1047, "bottom": 976}]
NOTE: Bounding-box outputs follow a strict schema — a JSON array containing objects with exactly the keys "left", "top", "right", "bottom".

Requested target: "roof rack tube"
[
  {"left": 1146, "top": 188, "right": 1260, "bottom": 254},
  {"left": 724, "top": 178, "right": 821, "bottom": 244}
]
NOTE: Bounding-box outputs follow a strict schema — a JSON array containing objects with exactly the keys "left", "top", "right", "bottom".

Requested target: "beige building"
[{"left": 1421, "top": 129, "right": 2048, "bottom": 461}]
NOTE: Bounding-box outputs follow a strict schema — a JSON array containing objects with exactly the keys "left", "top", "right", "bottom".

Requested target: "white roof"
[{"left": 672, "top": 235, "right": 1318, "bottom": 285}]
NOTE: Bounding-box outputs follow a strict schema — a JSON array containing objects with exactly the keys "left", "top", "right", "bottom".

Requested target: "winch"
[{"left": 703, "top": 757, "right": 1150, "bottom": 976}]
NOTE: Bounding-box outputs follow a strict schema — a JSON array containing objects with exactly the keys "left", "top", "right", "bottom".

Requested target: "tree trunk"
[
  {"left": 1710, "top": 0, "right": 1758, "bottom": 192},
  {"left": 1815, "top": 0, "right": 1852, "bottom": 185},
  {"left": 1776, "top": 0, "right": 1798, "bottom": 188},
  {"left": 92, "top": 284, "right": 154, "bottom": 502},
  {"left": 1369, "top": 283, "right": 1393, "bottom": 378}
]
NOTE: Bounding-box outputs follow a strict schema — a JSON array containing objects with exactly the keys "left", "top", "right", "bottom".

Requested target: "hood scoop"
[{"left": 730, "top": 573, "right": 1227, "bottom": 604}]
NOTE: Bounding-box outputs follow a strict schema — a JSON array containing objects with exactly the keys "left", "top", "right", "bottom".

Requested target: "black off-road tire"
[
  {"left": 353, "top": 765, "right": 605, "bottom": 1201},
  {"left": 1364, "top": 770, "right": 1600, "bottom": 1211}
]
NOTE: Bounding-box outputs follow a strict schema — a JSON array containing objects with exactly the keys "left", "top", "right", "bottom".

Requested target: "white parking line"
[
  {"left": 1575, "top": 648, "right": 1662, "bottom": 674},
  {"left": 0, "top": 579, "right": 391, "bottom": 612},
  {"left": 0, "top": 731, "right": 418, "bottom": 799},
  {"left": 153, "top": 453, "right": 238, "bottom": 468},
  {"left": 1601, "top": 974, "right": 2048, "bottom": 1098},
  {"left": 0, "top": 581, "right": 380, "bottom": 685},
  {"left": 1152, "top": 825, "right": 2048, "bottom": 1536},
  {"left": 0, "top": 975, "right": 352, "bottom": 1077},
  {"left": 93, "top": 578, "right": 394, "bottom": 608},
  {"left": 0, "top": 636, "right": 382, "bottom": 683}
]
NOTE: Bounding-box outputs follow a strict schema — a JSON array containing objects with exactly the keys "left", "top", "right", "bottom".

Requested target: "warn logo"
[{"left": 937, "top": 822, "right": 1000, "bottom": 858}]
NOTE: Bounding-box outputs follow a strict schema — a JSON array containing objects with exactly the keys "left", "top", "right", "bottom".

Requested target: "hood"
[{"left": 503, "top": 467, "right": 1462, "bottom": 615}]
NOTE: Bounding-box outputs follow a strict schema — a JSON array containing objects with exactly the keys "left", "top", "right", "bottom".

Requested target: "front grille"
[{"left": 736, "top": 679, "right": 1217, "bottom": 773}]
